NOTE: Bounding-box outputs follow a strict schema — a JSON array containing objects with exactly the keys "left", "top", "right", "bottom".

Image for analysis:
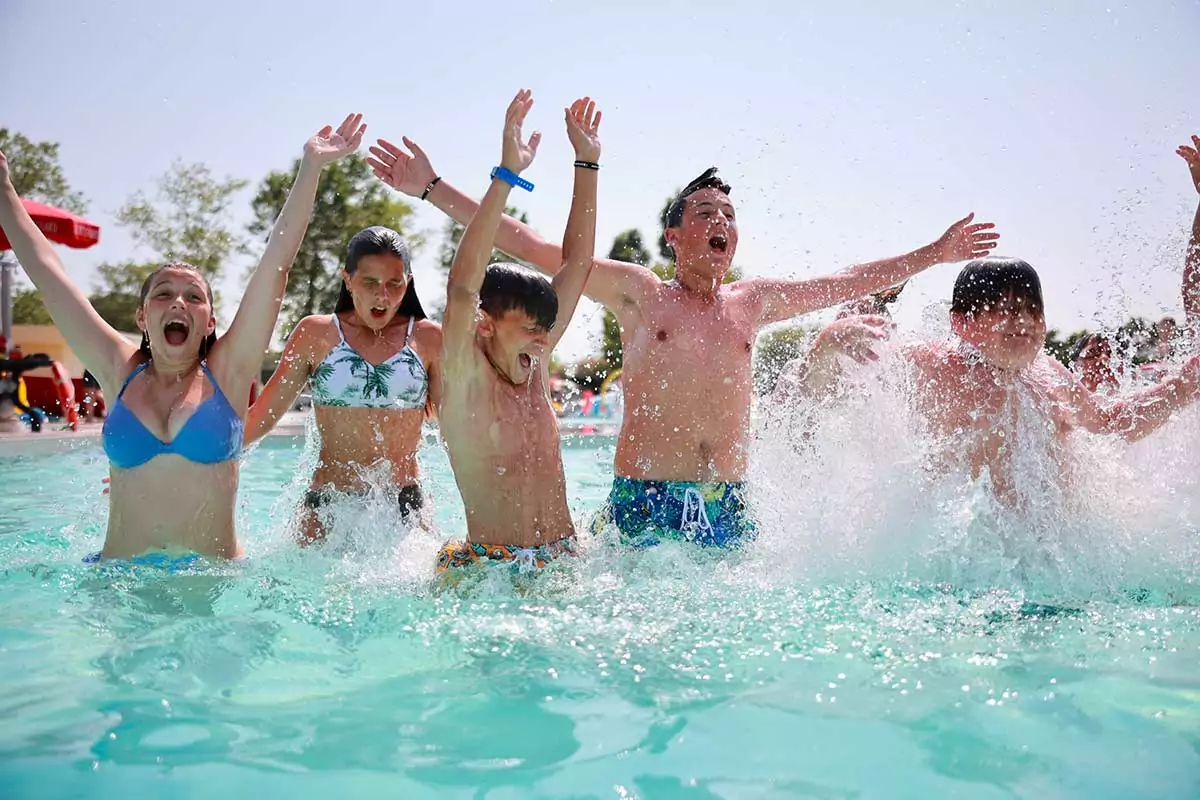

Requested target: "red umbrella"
[{"left": 0, "top": 198, "right": 100, "bottom": 250}]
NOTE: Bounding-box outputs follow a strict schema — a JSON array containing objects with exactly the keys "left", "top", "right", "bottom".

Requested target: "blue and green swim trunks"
[{"left": 593, "top": 477, "right": 757, "bottom": 548}]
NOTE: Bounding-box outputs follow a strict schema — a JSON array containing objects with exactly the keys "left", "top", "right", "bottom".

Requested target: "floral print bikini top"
[{"left": 310, "top": 315, "right": 428, "bottom": 410}]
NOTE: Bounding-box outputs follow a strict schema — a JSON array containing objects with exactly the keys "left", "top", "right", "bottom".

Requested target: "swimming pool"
[{"left": 0, "top": 430, "right": 1198, "bottom": 798}]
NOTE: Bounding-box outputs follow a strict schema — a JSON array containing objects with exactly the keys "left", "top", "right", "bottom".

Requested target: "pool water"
[{"left": 0, "top": 429, "right": 1198, "bottom": 799}]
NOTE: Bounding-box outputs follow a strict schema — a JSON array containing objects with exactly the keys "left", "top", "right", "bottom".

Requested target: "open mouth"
[
  {"left": 163, "top": 320, "right": 190, "bottom": 347},
  {"left": 519, "top": 353, "right": 533, "bottom": 370},
  {"left": 369, "top": 306, "right": 388, "bottom": 320},
  {"left": 708, "top": 235, "right": 728, "bottom": 253}
]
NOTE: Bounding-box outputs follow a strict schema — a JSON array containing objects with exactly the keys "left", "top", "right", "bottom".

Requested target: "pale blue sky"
[{"left": 2, "top": 0, "right": 1197, "bottom": 358}]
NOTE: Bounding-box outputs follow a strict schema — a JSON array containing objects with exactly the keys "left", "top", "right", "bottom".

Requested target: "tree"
[
  {"left": 11, "top": 289, "right": 53, "bottom": 325},
  {"left": 0, "top": 129, "right": 87, "bottom": 214},
  {"left": 88, "top": 260, "right": 160, "bottom": 332},
  {"left": 430, "top": 206, "right": 530, "bottom": 319},
  {"left": 249, "top": 155, "right": 418, "bottom": 334},
  {"left": 116, "top": 161, "right": 249, "bottom": 287}
]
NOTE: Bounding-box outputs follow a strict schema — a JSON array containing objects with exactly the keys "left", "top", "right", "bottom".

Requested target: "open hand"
[
  {"left": 1183, "top": 353, "right": 1200, "bottom": 384},
  {"left": 933, "top": 213, "right": 1000, "bottom": 263},
  {"left": 565, "top": 97, "right": 602, "bottom": 162},
  {"left": 501, "top": 89, "right": 541, "bottom": 174},
  {"left": 304, "top": 113, "right": 367, "bottom": 166},
  {"left": 0, "top": 149, "right": 9, "bottom": 185},
  {"left": 1177, "top": 135, "right": 1200, "bottom": 195},
  {"left": 367, "top": 136, "right": 437, "bottom": 197},
  {"left": 813, "top": 315, "right": 895, "bottom": 365}
]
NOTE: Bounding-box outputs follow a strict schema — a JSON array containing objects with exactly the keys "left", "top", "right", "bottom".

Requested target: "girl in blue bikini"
[
  {"left": 246, "top": 226, "right": 443, "bottom": 545},
  {"left": 0, "top": 114, "right": 367, "bottom": 561}
]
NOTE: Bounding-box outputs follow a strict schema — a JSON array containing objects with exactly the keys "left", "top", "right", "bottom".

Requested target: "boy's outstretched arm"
[
  {"left": 547, "top": 97, "right": 602, "bottom": 351},
  {"left": 742, "top": 214, "right": 1000, "bottom": 328},
  {"left": 443, "top": 90, "right": 541, "bottom": 370}
]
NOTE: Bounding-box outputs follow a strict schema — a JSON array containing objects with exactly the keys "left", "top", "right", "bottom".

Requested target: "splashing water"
[{"left": 0, "top": 349, "right": 1198, "bottom": 794}]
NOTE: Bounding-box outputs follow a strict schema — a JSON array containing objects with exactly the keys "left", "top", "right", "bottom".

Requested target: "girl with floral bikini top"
[{"left": 246, "top": 226, "right": 443, "bottom": 545}]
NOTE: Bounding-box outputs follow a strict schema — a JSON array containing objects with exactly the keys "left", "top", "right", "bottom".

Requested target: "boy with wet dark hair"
[
  {"left": 897, "top": 256, "right": 1199, "bottom": 503},
  {"left": 435, "top": 90, "right": 602, "bottom": 573},
  {"left": 479, "top": 262, "right": 559, "bottom": 332}
]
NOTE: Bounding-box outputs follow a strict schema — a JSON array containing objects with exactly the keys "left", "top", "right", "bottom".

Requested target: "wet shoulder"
[{"left": 288, "top": 314, "right": 341, "bottom": 360}]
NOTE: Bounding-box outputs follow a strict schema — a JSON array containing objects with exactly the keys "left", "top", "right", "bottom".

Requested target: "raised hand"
[
  {"left": 0, "top": 149, "right": 9, "bottom": 185},
  {"left": 565, "top": 97, "right": 602, "bottom": 162},
  {"left": 304, "top": 113, "right": 367, "bottom": 166},
  {"left": 367, "top": 136, "right": 437, "bottom": 197},
  {"left": 1178, "top": 134, "right": 1200, "bottom": 195},
  {"left": 933, "top": 213, "right": 1000, "bottom": 263},
  {"left": 501, "top": 89, "right": 541, "bottom": 174}
]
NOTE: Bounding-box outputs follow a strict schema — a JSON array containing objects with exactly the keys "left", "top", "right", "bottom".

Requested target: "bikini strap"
[
  {"left": 199, "top": 360, "right": 234, "bottom": 406},
  {"left": 403, "top": 316, "right": 415, "bottom": 346},
  {"left": 331, "top": 313, "right": 347, "bottom": 344},
  {"left": 115, "top": 361, "right": 151, "bottom": 399}
]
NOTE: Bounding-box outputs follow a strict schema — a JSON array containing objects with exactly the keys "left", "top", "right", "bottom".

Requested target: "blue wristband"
[{"left": 491, "top": 166, "right": 534, "bottom": 192}]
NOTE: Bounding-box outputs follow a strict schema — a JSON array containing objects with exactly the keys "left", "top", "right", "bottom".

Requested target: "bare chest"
[{"left": 623, "top": 294, "right": 756, "bottom": 392}]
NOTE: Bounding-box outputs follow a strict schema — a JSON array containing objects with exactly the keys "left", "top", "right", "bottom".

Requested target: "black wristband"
[
  {"left": 420, "top": 176, "right": 442, "bottom": 200},
  {"left": 573, "top": 160, "right": 600, "bottom": 171}
]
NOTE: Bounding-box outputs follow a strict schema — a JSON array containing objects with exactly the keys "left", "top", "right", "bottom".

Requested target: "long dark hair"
[
  {"left": 137, "top": 261, "right": 218, "bottom": 359},
  {"left": 333, "top": 226, "right": 427, "bottom": 320}
]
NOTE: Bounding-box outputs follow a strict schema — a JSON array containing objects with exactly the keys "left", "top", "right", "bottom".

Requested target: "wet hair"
[
  {"left": 479, "top": 263, "right": 558, "bottom": 331},
  {"left": 950, "top": 257, "right": 1044, "bottom": 316},
  {"left": 1069, "top": 332, "right": 1110, "bottom": 364},
  {"left": 138, "top": 261, "right": 217, "bottom": 359},
  {"left": 334, "top": 226, "right": 427, "bottom": 319},
  {"left": 664, "top": 167, "right": 733, "bottom": 230}
]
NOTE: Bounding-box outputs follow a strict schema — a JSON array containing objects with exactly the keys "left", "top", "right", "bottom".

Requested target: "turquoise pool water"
[{"left": 1, "top": 431, "right": 1198, "bottom": 798}]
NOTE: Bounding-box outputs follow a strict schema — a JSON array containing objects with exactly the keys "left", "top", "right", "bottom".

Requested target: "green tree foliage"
[
  {"left": 11, "top": 289, "right": 53, "bottom": 325},
  {"left": 0, "top": 129, "right": 87, "bottom": 214},
  {"left": 0, "top": 130, "right": 87, "bottom": 328},
  {"left": 88, "top": 261, "right": 160, "bottom": 332},
  {"left": 249, "top": 155, "right": 418, "bottom": 333},
  {"left": 116, "top": 160, "right": 249, "bottom": 286}
]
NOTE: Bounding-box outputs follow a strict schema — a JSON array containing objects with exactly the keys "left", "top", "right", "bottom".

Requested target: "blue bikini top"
[{"left": 101, "top": 361, "right": 243, "bottom": 470}]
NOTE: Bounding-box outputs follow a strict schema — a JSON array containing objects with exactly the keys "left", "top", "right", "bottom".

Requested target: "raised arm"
[
  {"left": 212, "top": 114, "right": 366, "bottom": 397},
  {"left": 547, "top": 98, "right": 602, "bottom": 350},
  {"left": 741, "top": 214, "right": 1000, "bottom": 327},
  {"left": 443, "top": 90, "right": 541, "bottom": 370},
  {"left": 367, "top": 131, "right": 658, "bottom": 313},
  {"left": 244, "top": 318, "right": 322, "bottom": 445},
  {"left": 0, "top": 150, "right": 135, "bottom": 390},
  {"left": 1178, "top": 135, "right": 1200, "bottom": 330},
  {"left": 1065, "top": 354, "right": 1200, "bottom": 441}
]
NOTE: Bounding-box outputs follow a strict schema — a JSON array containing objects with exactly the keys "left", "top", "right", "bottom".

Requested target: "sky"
[{"left": 2, "top": 0, "right": 1198, "bottom": 359}]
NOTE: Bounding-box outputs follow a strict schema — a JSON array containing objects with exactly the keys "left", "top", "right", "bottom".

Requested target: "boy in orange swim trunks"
[{"left": 435, "top": 89, "right": 601, "bottom": 574}]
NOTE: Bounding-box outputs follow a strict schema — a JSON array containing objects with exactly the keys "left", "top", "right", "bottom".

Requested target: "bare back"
[
  {"left": 613, "top": 282, "right": 760, "bottom": 481},
  {"left": 440, "top": 348, "right": 573, "bottom": 547}
]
